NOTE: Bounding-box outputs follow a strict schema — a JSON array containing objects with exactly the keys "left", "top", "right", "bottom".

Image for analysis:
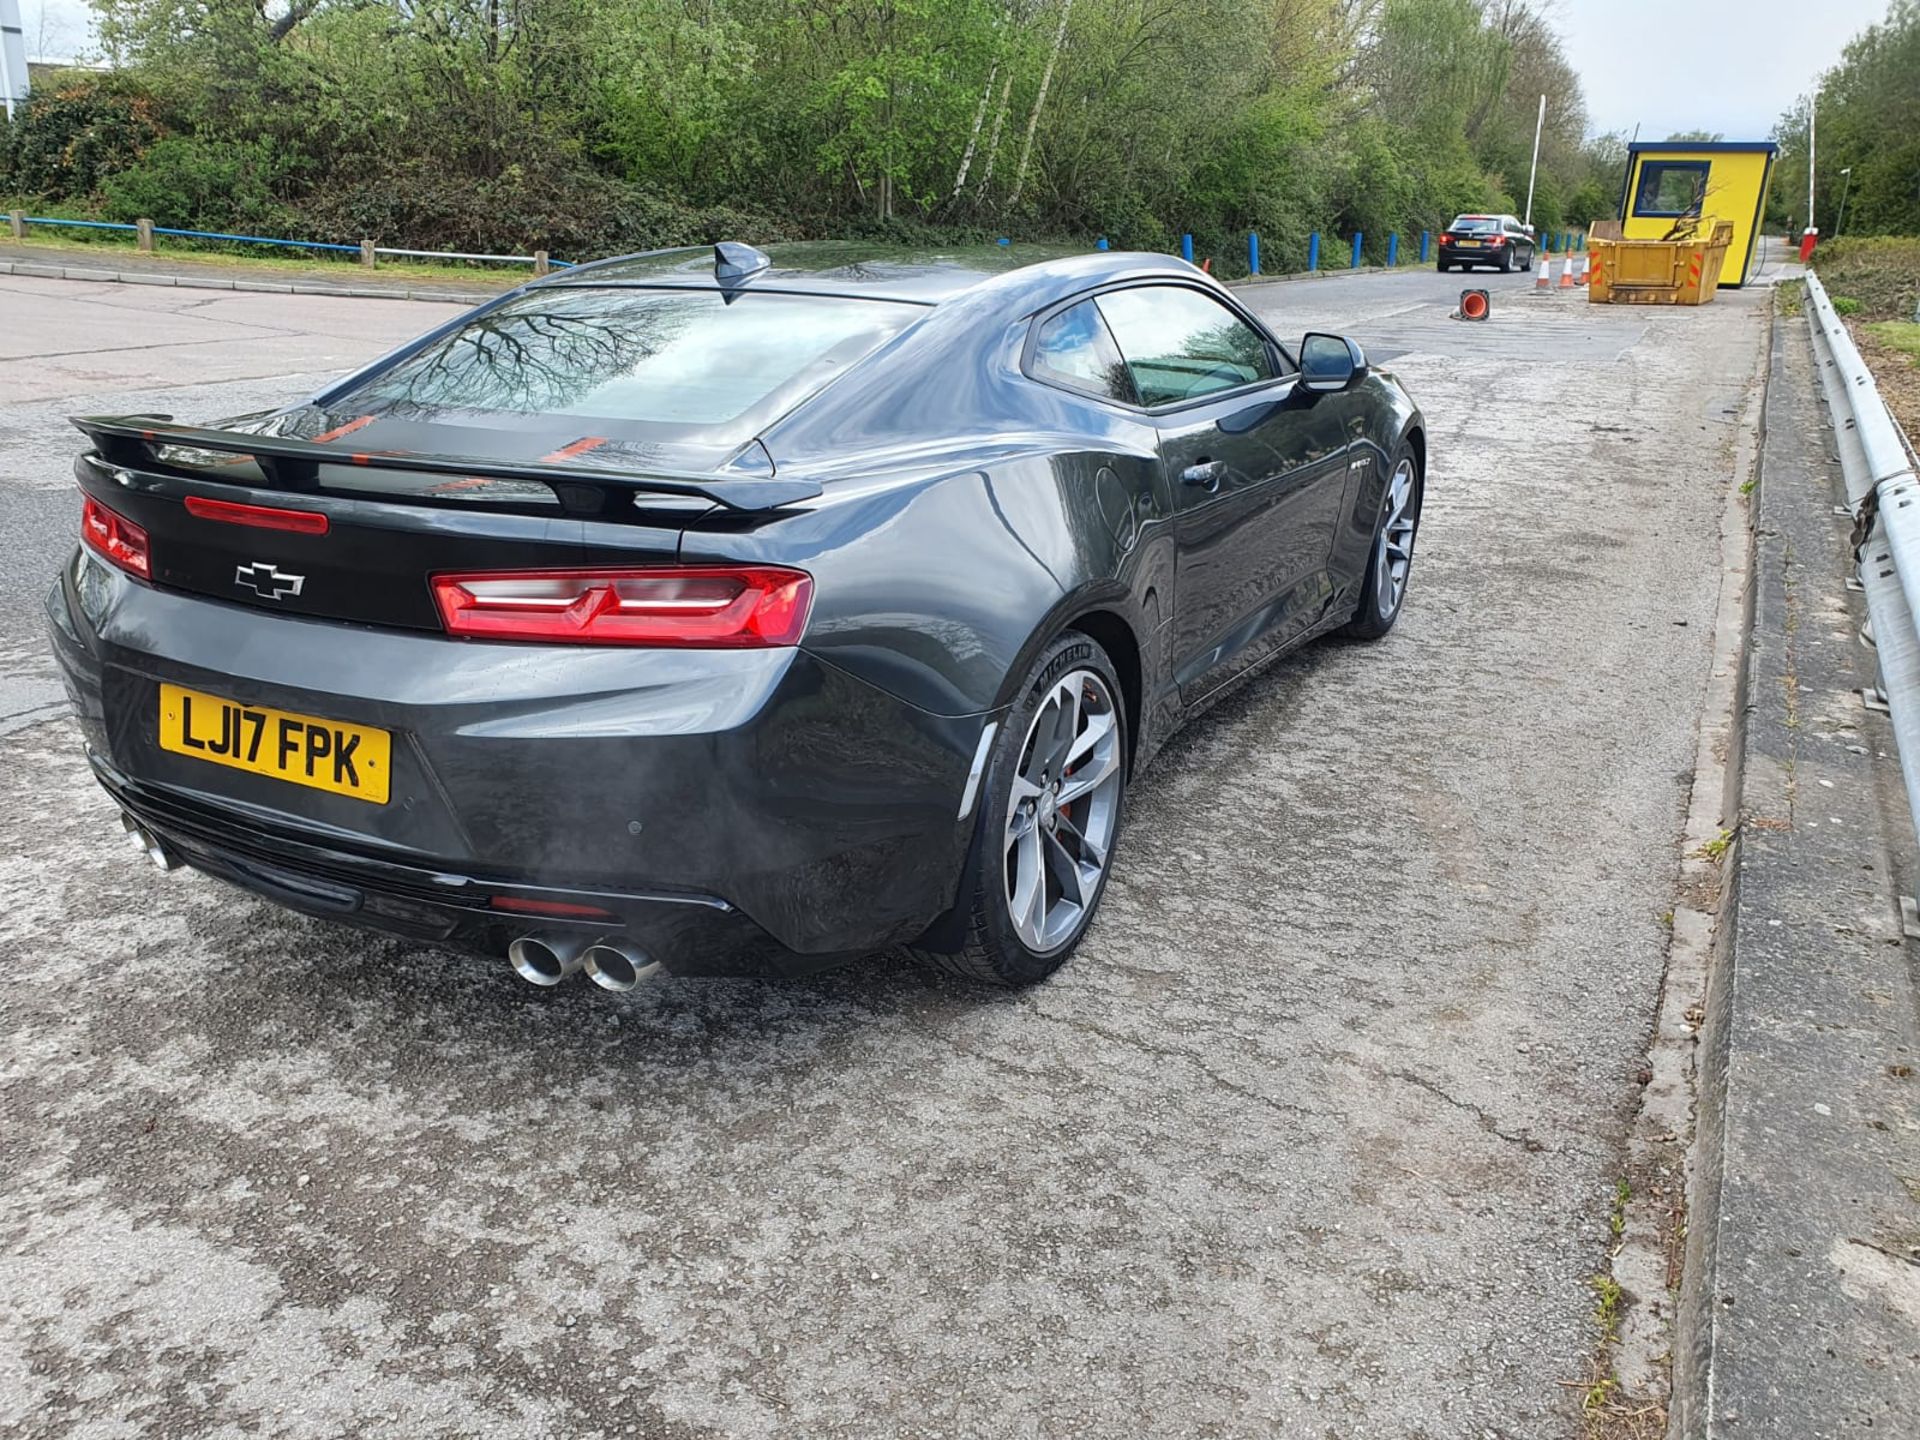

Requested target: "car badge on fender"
[{"left": 234, "top": 562, "right": 306, "bottom": 601}]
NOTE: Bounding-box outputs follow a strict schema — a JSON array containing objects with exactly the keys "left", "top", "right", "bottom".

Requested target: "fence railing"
[
  {"left": 1168, "top": 227, "right": 1587, "bottom": 277},
  {"left": 6, "top": 211, "right": 571, "bottom": 271},
  {"left": 1806, "top": 269, "right": 1920, "bottom": 844},
  {"left": 10, "top": 206, "right": 1592, "bottom": 283}
]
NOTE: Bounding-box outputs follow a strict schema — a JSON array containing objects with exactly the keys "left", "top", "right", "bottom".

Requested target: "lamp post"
[
  {"left": 1800, "top": 101, "right": 1819, "bottom": 263},
  {"left": 1835, "top": 167, "right": 1854, "bottom": 238}
]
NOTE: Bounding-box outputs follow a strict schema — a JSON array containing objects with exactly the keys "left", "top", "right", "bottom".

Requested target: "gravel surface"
[{"left": 0, "top": 268, "right": 1772, "bottom": 1438}]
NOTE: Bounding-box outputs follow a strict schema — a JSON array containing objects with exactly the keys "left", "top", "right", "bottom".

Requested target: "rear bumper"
[{"left": 48, "top": 551, "right": 991, "bottom": 973}]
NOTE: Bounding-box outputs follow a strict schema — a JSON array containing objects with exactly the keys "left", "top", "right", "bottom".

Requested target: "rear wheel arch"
[
  {"left": 1063, "top": 608, "right": 1143, "bottom": 777},
  {"left": 1402, "top": 423, "right": 1426, "bottom": 480}
]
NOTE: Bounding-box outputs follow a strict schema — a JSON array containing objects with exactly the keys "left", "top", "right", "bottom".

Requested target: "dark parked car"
[
  {"left": 49, "top": 242, "right": 1426, "bottom": 988},
  {"left": 1437, "top": 214, "right": 1534, "bottom": 273}
]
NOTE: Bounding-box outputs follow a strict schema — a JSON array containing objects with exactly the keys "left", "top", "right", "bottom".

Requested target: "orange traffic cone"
[
  {"left": 1559, "top": 256, "right": 1577, "bottom": 289},
  {"left": 1576, "top": 253, "right": 1591, "bottom": 286},
  {"left": 1535, "top": 258, "right": 1552, "bottom": 292}
]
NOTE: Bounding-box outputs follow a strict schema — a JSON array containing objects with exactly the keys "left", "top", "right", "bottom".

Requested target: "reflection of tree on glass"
[{"left": 352, "top": 290, "right": 919, "bottom": 429}]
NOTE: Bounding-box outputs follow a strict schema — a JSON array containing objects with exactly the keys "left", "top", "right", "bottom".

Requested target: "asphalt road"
[{"left": 0, "top": 262, "right": 1771, "bottom": 1438}]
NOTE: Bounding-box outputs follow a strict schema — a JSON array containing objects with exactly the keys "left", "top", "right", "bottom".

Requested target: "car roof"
[{"left": 539, "top": 240, "right": 1209, "bottom": 309}]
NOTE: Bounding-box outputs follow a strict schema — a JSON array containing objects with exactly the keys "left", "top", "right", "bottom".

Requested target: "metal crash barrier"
[{"left": 1806, "top": 269, "right": 1920, "bottom": 843}]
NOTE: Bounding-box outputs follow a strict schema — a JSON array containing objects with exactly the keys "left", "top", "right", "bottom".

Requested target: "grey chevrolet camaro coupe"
[{"left": 48, "top": 241, "right": 1426, "bottom": 989}]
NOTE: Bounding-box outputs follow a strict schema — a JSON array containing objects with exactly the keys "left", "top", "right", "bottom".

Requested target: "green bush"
[
  {"left": 98, "top": 136, "right": 294, "bottom": 234},
  {"left": 1813, "top": 237, "right": 1920, "bottom": 321},
  {"left": 0, "top": 73, "right": 166, "bottom": 202},
  {"left": 294, "top": 159, "right": 799, "bottom": 257}
]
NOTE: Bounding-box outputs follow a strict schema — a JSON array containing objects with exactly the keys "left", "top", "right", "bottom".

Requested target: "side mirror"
[{"left": 1299, "top": 333, "right": 1367, "bottom": 393}]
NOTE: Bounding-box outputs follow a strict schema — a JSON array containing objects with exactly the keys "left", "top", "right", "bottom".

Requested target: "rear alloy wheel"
[
  {"left": 1342, "top": 445, "right": 1421, "bottom": 639},
  {"left": 1499, "top": 246, "right": 1515, "bottom": 274},
  {"left": 919, "top": 632, "right": 1127, "bottom": 985}
]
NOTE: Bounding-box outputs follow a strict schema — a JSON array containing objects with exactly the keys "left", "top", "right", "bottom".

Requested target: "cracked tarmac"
[{"left": 0, "top": 267, "right": 1772, "bottom": 1437}]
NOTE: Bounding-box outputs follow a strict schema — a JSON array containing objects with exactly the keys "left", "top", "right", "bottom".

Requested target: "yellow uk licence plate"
[{"left": 159, "top": 682, "right": 391, "bottom": 804}]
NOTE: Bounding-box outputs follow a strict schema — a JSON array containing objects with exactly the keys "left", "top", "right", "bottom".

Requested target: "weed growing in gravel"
[{"left": 1693, "top": 829, "right": 1733, "bottom": 861}]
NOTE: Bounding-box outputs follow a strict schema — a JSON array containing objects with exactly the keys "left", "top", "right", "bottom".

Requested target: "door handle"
[{"left": 1181, "top": 460, "right": 1226, "bottom": 489}]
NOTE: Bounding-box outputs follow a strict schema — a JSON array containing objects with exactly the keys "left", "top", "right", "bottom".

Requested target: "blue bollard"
[
  {"left": 1420, "top": 230, "right": 1430, "bottom": 263},
  {"left": 1308, "top": 232, "right": 1320, "bottom": 271},
  {"left": 1351, "top": 232, "right": 1363, "bottom": 269},
  {"left": 1387, "top": 233, "right": 1399, "bottom": 267},
  {"left": 1249, "top": 232, "right": 1260, "bottom": 275},
  {"left": 1181, "top": 233, "right": 1193, "bottom": 263},
  {"left": 1095, "top": 235, "right": 1109, "bottom": 251}
]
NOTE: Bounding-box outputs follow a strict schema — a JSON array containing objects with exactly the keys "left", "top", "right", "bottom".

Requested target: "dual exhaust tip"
[
  {"left": 120, "top": 812, "right": 182, "bottom": 872},
  {"left": 507, "top": 932, "right": 662, "bottom": 993},
  {"left": 118, "top": 812, "right": 653, "bottom": 994}
]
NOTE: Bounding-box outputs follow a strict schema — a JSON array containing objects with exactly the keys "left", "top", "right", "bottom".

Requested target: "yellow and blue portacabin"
[{"left": 1617, "top": 142, "right": 1778, "bottom": 288}]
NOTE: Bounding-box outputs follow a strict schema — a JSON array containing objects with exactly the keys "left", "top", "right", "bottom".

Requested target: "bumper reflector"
[{"left": 489, "top": 896, "right": 616, "bottom": 920}]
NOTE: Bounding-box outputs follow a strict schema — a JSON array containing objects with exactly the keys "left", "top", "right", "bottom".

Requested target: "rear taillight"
[
  {"left": 184, "top": 494, "right": 330, "bottom": 535},
  {"left": 81, "top": 496, "right": 151, "bottom": 580},
  {"left": 429, "top": 567, "right": 813, "bottom": 648}
]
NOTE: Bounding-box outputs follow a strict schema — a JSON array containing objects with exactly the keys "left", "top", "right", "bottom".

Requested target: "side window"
[
  {"left": 1094, "top": 286, "right": 1279, "bottom": 408},
  {"left": 1029, "top": 300, "right": 1136, "bottom": 403},
  {"left": 1633, "top": 161, "right": 1711, "bottom": 217}
]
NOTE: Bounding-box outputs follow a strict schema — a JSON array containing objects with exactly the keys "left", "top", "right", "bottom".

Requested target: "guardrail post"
[
  {"left": 1351, "top": 232, "right": 1363, "bottom": 269},
  {"left": 533, "top": 249, "right": 550, "bottom": 277},
  {"left": 1248, "top": 231, "right": 1259, "bottom": 275},
  {"left": 1308, "top": 232, "right": 1319, "bottom": 271},
  {"left": 1387, "top": 233, "right": 1398, "bottom": 267},
  {"left": 136, "top": 219, "right": 154, "bottom": 253},
  {"left": 8, "top": 210, "right": 23, "bottom": 241},
  {"left": 360, "top": 239, "right": 376, "bottom": 269},
  {"left": 1420, "top": 230, "right": 1430, "bottom": 263},
  {"left": 1180, "top": 233, "right": 1193, "bottom": 263}
]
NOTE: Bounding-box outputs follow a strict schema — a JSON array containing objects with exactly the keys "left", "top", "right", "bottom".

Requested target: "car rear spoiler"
[{"left": 70, "top": 416, "right": 823, "bottom": 515}]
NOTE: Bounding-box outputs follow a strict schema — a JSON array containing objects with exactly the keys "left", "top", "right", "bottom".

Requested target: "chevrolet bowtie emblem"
[{"left": 233, "top": 562, "right": 306, "bottom": 601}]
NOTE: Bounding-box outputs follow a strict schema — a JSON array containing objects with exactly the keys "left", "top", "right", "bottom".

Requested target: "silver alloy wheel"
[
  {"left": 1004, "top": 668, "right": 1123, "bottom": 953},
  {"left": 1375, "top": 457, "right": 1418, "bottom": 618}
]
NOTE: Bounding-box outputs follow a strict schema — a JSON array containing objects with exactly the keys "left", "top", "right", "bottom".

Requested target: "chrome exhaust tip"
[
  {"left": 507, "top": 932, "right": 591, "bottom": 987},
  {"left": 120, "top": 813, "right": 182, "bottom": 871},
  {"left": 582, "top": 941, "right": 663, "bottom": 994}
]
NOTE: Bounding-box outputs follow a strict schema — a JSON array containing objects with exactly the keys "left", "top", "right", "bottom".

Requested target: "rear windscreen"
[
  {"left": 338, "top": 288, "right": 921, "bottom": 436},
  {"left": 1449, "top": 217, "right": 1502, "bottom": 235}
]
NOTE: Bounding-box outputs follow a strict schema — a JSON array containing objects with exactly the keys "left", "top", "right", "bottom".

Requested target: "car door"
[
  {"left": 1092, "top": 283, "right": 1351, "bottom": 701},
  {"left": 1508, "top": 218, "right": 1532, "bottom": 266}
]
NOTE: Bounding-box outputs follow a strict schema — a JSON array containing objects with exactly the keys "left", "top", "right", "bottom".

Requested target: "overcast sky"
[{"left": 15, "top": 0, "right": 1900, "bottom": 143}]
